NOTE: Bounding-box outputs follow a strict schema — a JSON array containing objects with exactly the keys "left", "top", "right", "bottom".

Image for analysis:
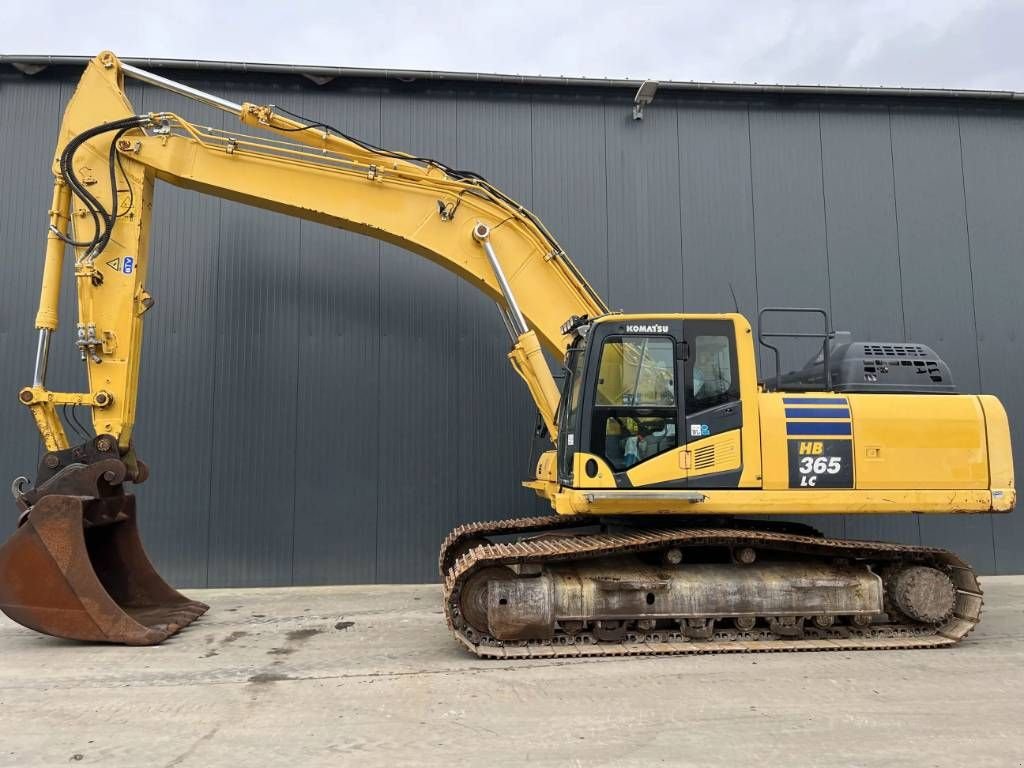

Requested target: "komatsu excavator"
[{"left": 0, "top": 53, "right": 1014, "bottom": 656}]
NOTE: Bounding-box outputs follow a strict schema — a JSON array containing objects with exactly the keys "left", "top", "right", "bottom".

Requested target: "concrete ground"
[{"left": 1, "top": 578, "right": 1023, "bottom": 768}]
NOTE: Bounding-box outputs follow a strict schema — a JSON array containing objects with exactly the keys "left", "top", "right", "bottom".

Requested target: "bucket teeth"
[{"left": 0, "top": 493, "right": 206, "bottom": 645}]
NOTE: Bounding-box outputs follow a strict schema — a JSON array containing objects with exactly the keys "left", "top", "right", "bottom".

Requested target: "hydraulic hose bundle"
[{"left": 53, "top": 115, "right": 150, "bottom": 259}]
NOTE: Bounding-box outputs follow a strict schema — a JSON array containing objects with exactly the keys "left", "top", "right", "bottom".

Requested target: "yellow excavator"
[{"left": 0, "top": 53, "right": 1014, "bottom": 655}]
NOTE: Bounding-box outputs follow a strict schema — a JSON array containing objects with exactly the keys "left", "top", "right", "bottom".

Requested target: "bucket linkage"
[{"left": 0, "top": 436, "right": 207, "bottom": 645}]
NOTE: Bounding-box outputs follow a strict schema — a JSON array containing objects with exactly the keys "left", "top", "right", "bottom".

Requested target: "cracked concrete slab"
[{"left": 2, "top": 578, "right": 1023, "bottom": 767}]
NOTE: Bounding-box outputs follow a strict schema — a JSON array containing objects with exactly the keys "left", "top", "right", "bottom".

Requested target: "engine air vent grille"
[
  {"left": 693, "top": 445, "right": 716, "bottom": 470},
  {"left": 776, "top": 339, "right": 956, "bottom": 393},
  {"left": 861, "top": 343, "right": 928, "bottom": 357}
]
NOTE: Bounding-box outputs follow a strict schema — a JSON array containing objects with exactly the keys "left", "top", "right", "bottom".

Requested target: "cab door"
[
  {"left": 556, "top": 337, "right": 588, "bottom": 487},
  {"left": 679, "top": 319, "right": 744, "bottom": 487},
  {"left": 581, "top": 321, "right": 685, "bottom": 488}
]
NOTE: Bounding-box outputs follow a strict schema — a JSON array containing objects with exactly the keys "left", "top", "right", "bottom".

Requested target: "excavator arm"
[{"left": 26, "top": 52, "right": 607, "bottom": 458}]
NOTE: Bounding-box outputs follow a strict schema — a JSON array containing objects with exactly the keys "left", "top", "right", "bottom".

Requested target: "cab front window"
[
  {"left": 595, "top": 337, "right": 675, "bottom": 407},
  {"left": 591, "top": 337, "right": 677, "bottom": 471}
]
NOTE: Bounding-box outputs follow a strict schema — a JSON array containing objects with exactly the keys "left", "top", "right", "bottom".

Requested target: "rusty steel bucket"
[{"left": 0, "top": 493, "right": 207, "bottom": 645}]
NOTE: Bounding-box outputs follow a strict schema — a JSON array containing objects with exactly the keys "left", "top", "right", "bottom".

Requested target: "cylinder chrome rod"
[
  {"left": 120, "top": 62, "right": 243, "bottom": 116},
  {"left": 32, "top": 329, "right": 51, "bottom": 388},
  {"left": 495, "top": 304, "right": 517, "bottom": 342},
  {"left": 473, "top": 223, "right": 528, "bottom": 335}
]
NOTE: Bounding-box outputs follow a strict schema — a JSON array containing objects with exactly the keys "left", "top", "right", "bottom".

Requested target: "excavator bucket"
[{"left": 0, "top": 493, "right": 207, "bottom": 645}]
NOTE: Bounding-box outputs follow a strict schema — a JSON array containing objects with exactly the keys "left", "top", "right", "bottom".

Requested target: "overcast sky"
[{"left": 4, "top": 0, "right": 1019, "bottom": 90}]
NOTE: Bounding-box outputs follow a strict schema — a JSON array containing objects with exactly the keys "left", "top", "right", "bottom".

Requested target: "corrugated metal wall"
[{"left": 1, "top": 67, "right": 1021, "bottom": 586}]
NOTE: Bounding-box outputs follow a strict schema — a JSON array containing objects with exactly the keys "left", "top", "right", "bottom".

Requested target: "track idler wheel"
[
  {"left": 458, "top": 565, "right": 514, "bottom": 635},
  {"left": 888, "top": 565, "right": 956, "bottom": 624},
  {"left": 0, "top": 493, "right": 207, "bottom": 645}
]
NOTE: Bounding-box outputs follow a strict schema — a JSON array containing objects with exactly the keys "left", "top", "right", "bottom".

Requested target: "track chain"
[
  {"left": 439, "top": 515, "right": 589, "bottom": 577},
  {"left": 440, "top": 521, "right": 983, "bottom": 659}
]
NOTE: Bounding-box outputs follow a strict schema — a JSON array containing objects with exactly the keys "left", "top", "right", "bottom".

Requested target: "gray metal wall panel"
[
  {"left": 290, "top": 88, "right": 382, "bottom": 586},
  {"left": 677, "top": 104, "right": 758, "bottom": 319},
  {"left": 958, "top": 111, "right": 1024, "bottom": 573},
  {"left": 531, "top": 96, "right": 610, "bottom": 299},
  {"left": 819, "top": 108, "right": 905, "bottom": 340},
  {"left": 2, "top": 68, "right": 1022, "bottom": 584},
  {"left": 817, "top": 107, "right": 918, "bottom": 544},
  {"left": 747, "top": 107, "right": 843, "bottom": 539},
  {"left": 454, "top": 92, "right": 547, "bottom": 540},
  {"left": 204, "top": 84, "right": 302, "bottom": 586},
  {"left": 889, "top": 107, "right": 996, "bottom": 574},
  {"left": 130, "top": 83, "right": 222, "bottom": 587},
  {"left": 604, "top": 101, "right": 682, "bottom": 312},
  {"left": 748, "top": 108, "right": 833, "bottom": 393},
  {"left": 890, "top": 109, "right": 981, "bottom": 388},
  {"left": 375, "top": 92, "right": 460, "bottom": 583},
  {"left": 0, "top": 78, "right": 64, "bottom": 539},
  {"left": 748, "top": 108, "right": 830, "bottom": 319}
]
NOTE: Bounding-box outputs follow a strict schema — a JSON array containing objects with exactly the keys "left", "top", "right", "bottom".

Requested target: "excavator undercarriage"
[{"left": 441, "top": 516, "right": 982, "bottom": 657}]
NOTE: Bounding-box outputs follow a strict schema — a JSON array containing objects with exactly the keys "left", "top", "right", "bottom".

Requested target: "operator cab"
[
  {"left": 554, "top": 308, "right": 965, "bottom": 494},
  {"left": 557, "top": 314, "right": 742, "bottom": 489}
]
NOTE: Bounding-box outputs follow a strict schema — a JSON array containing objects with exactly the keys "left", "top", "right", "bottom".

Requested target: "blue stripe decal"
[
  {"left": 784, "top": 407, "right": 850, "bottom": 419},
  {"left": 782, "top": 397, "right": 848, "bottom": 405},
  {"left": 786, "top": 421, "right": 853, "bottom": 436}
]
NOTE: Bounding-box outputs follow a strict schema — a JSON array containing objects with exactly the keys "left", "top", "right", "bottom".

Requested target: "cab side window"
[{"left": 686, "top": 330, "right": 740, "bottom": 412}]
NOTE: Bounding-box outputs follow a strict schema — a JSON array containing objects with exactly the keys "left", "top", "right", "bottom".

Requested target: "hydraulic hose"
[{"left": 55, "top": 116, "right": 150, "bottom": 257}]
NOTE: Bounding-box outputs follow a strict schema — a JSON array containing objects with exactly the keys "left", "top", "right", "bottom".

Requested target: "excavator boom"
[{"left": 26, "top": 52, "right": 606, "bottom": 455}]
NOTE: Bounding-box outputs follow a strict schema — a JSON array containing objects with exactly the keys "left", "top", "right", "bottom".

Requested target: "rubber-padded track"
[{"left": 440, "top": 517, "right": 983, "bottom": 659}]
